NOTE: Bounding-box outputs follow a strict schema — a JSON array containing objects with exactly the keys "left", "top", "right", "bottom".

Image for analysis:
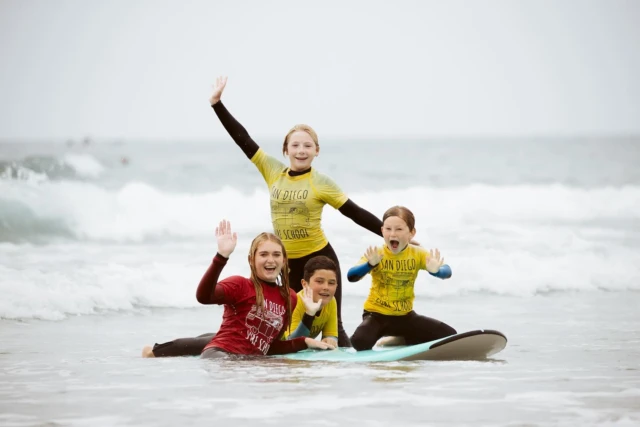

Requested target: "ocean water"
[{"left": 1, "top": 137, "right": 640, "bottom": 426}]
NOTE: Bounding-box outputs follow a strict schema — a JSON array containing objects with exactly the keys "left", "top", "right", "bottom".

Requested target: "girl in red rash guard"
[{"left": 193, "top": 219, "right": 334, "bottom": 359}]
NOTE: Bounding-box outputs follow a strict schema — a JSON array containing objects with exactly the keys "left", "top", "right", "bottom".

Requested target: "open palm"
[
  {"left": 426, "top": 248, "right": 444, "bottom": 273},
  {"left": 216, "top": 219, "right": 237, "bottom": 257},
  {"left": 365, "top": 246, "right": 382, "bottom": 266},
  {"left": 209, "top": 76, "right": 228, "bottom": 106},
  {"left": 301, "top": 285, "right": 322, "bottom": 315}
]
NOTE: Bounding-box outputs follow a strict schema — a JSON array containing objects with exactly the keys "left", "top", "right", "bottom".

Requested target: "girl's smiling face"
[
  {"left": 285, "top": 131, "right": 318, "bottom": 171},
  {"left": 253, "top": 240, "right": 284, "bottom": 282}
]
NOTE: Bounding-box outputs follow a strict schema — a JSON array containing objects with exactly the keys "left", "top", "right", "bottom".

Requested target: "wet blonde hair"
[
  {"left": 382, "top": 206, "right": 416, "bottom": 231},
  {"left": 247, "top": 232, "right": 293, "bottom": 333},
  {"left": 282, "top": 124, "right": 319, "bottom": 156}
]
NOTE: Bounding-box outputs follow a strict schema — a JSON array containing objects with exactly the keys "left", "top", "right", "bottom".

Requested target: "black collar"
[{"left": 288, "top": 167, "right": 311, "bottom": 177}]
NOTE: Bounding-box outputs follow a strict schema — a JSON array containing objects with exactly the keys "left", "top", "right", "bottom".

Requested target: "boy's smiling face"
[{"left": 302, "top": 269, "right": 337, "bottom": 307}]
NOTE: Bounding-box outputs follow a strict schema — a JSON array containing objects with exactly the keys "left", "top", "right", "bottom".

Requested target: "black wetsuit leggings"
[
  {"left": 150, "top": 243, "right": 351, "bottom": 357},
  {"left": 151, "top": 333, "right": 215, "bottom": 357},
  {"left": 350, "top": 310, "right": 456, "bottom": 351},
  {"left": 287, "top": 242, "right": 350, "bottom": 347}
]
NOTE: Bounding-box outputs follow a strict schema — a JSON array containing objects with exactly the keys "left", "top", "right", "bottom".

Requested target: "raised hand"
[
  {"left": 215, "top": 219, "right": 237, "bottom": 258},
  {"left": 209, "top": 76, "right": 228, "bottom": 106},
  {"left": 301, "top": 285, "right": 322, "bottom": 316},
  {"left": 305, "top": 337, "right": 336, "bottom": 350},
  {"left": 364, "top": 246, "right": 382, "bottom": 266},
  {"left": 426, "top": 248, "right": 444, "bottom": 273}
]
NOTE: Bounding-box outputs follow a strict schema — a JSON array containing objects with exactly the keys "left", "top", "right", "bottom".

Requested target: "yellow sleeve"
[
  {"left": 311, "top": 172, "right": 349, "bottom": 210},
  {"left": 250, "top": 148, "right": 286, "bottom": 186},
  {"left": 285, "top": 293, "right": 305, "bottom": 339},
  {"left": 321, "top": 297, "right": 338, "bottom": 339}
]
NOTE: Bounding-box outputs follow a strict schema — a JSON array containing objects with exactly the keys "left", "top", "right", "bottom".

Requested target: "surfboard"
[{"left": 279, "top": 330, "right": 507, "bottom": 362}]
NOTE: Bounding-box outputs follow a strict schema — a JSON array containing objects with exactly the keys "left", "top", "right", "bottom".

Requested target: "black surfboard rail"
[{"left": 429, "top": 329, "right": 507, "bottom": 350}]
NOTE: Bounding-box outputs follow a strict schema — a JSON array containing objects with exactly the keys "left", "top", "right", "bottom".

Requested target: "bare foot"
[
  {"left": 141, "top": 345, "right": 155, "bottom": 358},
  {"left": 375, "top": 336, "right": 406, "bottom": 347}
]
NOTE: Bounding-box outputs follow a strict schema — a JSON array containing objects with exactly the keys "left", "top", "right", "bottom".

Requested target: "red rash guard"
[{"left": 196, "top": 254, "right": 308, "bottom": 356}]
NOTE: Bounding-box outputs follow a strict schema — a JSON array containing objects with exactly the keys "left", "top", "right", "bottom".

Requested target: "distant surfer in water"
[
  {"left": 142, "top": 254, "right": 340, "bottom": 357},
  {"left": 347, "top": 206, "right": 456, "bottom": 351},
  {"left": 146, "top": 219, "right": 332, "bottom": 359},
  {"left": 208, "top": 76, "right": 391, "bottom": 347}
]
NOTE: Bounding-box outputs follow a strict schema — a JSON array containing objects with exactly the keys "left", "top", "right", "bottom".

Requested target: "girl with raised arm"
[
  {"left": 209, "top": 76, "right": 385, "bottom": 347},
  {"left": 144, "top": 220, "right": 332, "bottom": 359}
]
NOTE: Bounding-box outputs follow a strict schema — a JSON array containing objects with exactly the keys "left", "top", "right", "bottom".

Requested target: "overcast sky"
[{"left": 1, "top": 0, "right": 638, "bottom": 140}]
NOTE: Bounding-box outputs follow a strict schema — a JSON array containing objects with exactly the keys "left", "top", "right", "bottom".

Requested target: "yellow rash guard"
[
  {"left": 358, "top": 244, "right": 430, "bottom": 316},
  {"left": 251, "top": 148, "right": 348, "bottom": 259},
  {"left": 285, "top": 291, "right": 338, "bottom": 340}
]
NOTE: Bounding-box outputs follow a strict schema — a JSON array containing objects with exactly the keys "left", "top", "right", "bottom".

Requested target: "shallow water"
[
  {"left": 2, "top": 292, "right": 639, "bottom": 427},
  {"left": 2, "top": 138, "right": 639, "bottom": 426}
]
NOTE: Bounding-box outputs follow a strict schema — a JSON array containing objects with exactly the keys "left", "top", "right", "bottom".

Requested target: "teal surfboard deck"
[{"left": 279, "top": 330, "right": 507, "bottom": 362}]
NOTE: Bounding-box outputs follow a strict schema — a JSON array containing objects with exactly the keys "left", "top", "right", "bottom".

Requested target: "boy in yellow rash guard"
[
  {"left": 347, "top": 206, "right": 457, "bottom": 351},
  {"left": 285, "top": 256, "right": 339, "bottom": 344}
]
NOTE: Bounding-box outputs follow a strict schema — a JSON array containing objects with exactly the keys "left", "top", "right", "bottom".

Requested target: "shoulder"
[
  {"left": 415, "top": 244, "right": 428, "bottom": 253},
  {"left": 311, "top": 169, "right": 341, "bottom": 188},
  {"left": 407, "top": 245, "right": 429, "bottom": 266},
  {"left": 219, "top": 275, "right": 251, "bottom": 286},
  {"left": 407, "top": 245, "right": 427, "bottom": 256},
  {"left": 217, "top": 276, "right": 254, "bottom": 301},
  {"left": 320, "top": 298, "right": 338, "bottom": 323},
  {"left": 220, "top": 275, "right": 252, "bottom": 285},
  {"left": 321, "top": 297, "right": 338, "bottom": 314},
  {"left": 252, "top": 148, "right": 287, "bottom": 170}
]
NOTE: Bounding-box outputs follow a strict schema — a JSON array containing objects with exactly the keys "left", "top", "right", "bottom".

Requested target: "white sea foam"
[
  {"left": 1, "top": 179, "right": 639, "bottom": 320},
  {"left": 62, "top": 153, "right": 105, "bottom": 178},
  {"left": 1, "top": 180, "right": 638, "bottom": 243}
]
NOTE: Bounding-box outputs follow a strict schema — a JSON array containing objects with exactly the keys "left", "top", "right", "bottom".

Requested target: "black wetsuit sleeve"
[
  {"left": 301, "top": 313, "right": 316, "bottom": 331},
  {"left": 338, "top": 199, "right": 383, "bottom": 237},
  {"left": 211, "top": 101, "right": 260, "bottom": 159}
]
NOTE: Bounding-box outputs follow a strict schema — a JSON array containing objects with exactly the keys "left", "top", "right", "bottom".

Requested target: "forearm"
[
  {"left": 211, "top": 101, "right": 260, "bottom": 159},
  {"left": 429, "top": 264, "right": 452, "bottom": 279},
  {"left": 338, "top": 199, "right": 383, "bottom": 237},
  {"left": 287, "top": 314, "right": 316, "bottom": 338},
  {"left": 195, "top": 253, "right": 228, "bottom": 304},
  {"left": 267, "top": 336, "right": 308, "bottom": 355},
  {"left": 347, "top": 262, "right": 375, "bottom": 282}
]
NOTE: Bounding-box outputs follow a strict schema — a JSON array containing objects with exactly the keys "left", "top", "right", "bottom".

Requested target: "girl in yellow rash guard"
[
  {"left": 347, "top": 206, "right": 457, "bottom": 351},
  {"left": 209, "top": 76, "right": 385, "bottom": 347}
]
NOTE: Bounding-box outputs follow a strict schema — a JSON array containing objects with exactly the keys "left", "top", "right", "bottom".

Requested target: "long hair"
[{"left": 247, "top": 232, "right": 292, "bottom": 332}]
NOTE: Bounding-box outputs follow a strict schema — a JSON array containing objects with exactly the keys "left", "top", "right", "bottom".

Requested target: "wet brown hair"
[
  {"left": 303, "top": 255, "right": 337, "bottom": 282},
  {"left": 382, "top": 206, "right": 416, "bottom": 231}
]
